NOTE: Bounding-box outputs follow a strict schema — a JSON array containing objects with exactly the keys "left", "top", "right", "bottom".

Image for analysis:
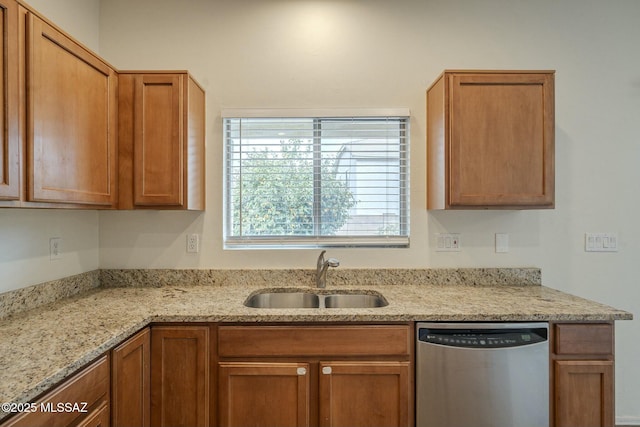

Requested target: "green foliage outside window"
[{"left": 231, "top": 139, "right": 356, "bottom": 237}]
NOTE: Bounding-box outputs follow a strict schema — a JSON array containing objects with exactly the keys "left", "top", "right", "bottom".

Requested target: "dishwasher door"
[{"left": 416, "top": 322, "right": 549, "bottom": 427}]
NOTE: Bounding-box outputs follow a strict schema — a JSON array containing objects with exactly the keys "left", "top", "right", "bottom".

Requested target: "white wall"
[
  {"left": 0, "top": 0, "right": 637, "bottom": 421},
  {"left": 0, "top": 0, "right": 101, "bottom": 294},
  {"left": 97, "top": 0, "right": 640, "bottom": 420}
]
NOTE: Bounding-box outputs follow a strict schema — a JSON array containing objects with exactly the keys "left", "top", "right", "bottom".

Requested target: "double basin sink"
[{"left": 245, "top": 289, "right": 388, "bottom": 309}]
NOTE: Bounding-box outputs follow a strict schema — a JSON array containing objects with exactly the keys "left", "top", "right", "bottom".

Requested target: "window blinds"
[{"left": 223, "top": 112, "right": 409, "bottom": 248}]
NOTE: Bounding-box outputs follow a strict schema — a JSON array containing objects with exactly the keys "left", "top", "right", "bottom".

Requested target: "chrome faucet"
[{"left": 316, "top": 250, "right": 339, "bottom": 288}]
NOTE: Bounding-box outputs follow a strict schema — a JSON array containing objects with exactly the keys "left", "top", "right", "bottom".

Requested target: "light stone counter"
[{"left": 0, "top": 268, "right": 632, "bottom": 421}]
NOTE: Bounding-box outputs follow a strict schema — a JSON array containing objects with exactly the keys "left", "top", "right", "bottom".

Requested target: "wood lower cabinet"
[
  {"left": 0, "top": 0, "right": 19, "bottom": 202},
  {"left": 427, "top": 70, "right": 555, "bottom": 209},
  {"left": 0, "top": 321, "right": 623, "bottom": 427},
  {"left": 552, "top": 322, "right": 615, "bottom": 427},
  {"left": 118, "top": 72, "right": 205, "bottom": 210},
  {"left": 217, "top": 324, "right": 413, "bottom": 427},
  {"left": 112, "top": 328, "right": 150, "bottom": 427},
  {"left": 319, "top": 361, "right": 410, "bottom": 427},
  {"left": 0, "top": 355, "right": 110, "bottom": 427},
  {"left": 22, "top": 10, "right": 117, "bottom": 206},
  {"left": 150, "top": 326, "right": 210, "bottom": 427},
  {"left": 219, "top": 362, "right": 311, "bottom": 427},
  {"left": 76, "top": 401, "right": 110, "bottom": 427},
  {"left": 554, "top": 360, "right": 613, "bottom": 427}
]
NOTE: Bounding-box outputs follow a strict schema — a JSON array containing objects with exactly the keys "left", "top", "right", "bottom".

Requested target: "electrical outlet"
[
  {"left": 187, "top": 234, "right": 200, "bottom": 253},
  {"left": 50, "top": 237, "right": 63, "bottom": 260},
  {"left": 436, "top": 233, "right": 461, "bottom": 252}
]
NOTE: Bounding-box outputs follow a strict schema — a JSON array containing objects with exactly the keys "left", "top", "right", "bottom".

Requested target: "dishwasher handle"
[{"left": 418, "top": 327, "right": 548, "bottom": 349}]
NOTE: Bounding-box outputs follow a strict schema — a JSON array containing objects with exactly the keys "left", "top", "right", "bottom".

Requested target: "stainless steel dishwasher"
[{"left": 416, "top": 322, "right": 549, "bottom": 427}]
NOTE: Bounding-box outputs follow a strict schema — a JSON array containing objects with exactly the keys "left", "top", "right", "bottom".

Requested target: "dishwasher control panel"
[{"left": 418, "top": 327, "right": 547, "bottom": 348}]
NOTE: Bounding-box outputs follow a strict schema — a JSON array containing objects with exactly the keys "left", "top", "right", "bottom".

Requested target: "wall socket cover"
[
  {"left": 187, "top": 234, "right": 200, "bottom": 253},
  {"left": 49, "top": 237, "right": 63, "bottom": 260}
]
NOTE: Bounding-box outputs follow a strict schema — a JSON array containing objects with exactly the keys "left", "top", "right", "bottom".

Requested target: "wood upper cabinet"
[
  {"left": 427, "top": 70, "right": 555, "bottom": 209},
  {"left": 2, "top": 2, "right": 206, "bottom": 210},
  {"left": 23, "top": 11, "right": 117, "bottom": 206},
  {"left": 551, "top": 323, "right": 614, "bottom": 427},
  {"left": 218, "top": 362, "right": 311, "bottom": 427},
  {"left": 150, "top": 326, "right": 210, "bottom": 427},
  {"left": 118, "top": 72, "right": 205, "bottom": 210},
  {"left": 0, "top": 0, "right": 19, "bottom": 202},
  {"left": 0, "top": 355, "right": 110, "bottom": 427},
  {"left": 112, "top": 328, "right": 150, "bottom": 427}
]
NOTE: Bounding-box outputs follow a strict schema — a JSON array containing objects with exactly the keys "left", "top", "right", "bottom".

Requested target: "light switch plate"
[
  {"left": 585, "top": 232, "right": 618, "bottom": 252},
  {"left": 436, "top": 233, "right": 461, "bottom": 252},
  {"left": 495, "top": 233, "right": 509, "bottom": 253}
]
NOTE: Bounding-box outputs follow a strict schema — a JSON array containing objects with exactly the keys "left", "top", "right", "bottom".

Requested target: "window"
[{"left": 223, "top": 109, "right": 409, "bottom": 248}]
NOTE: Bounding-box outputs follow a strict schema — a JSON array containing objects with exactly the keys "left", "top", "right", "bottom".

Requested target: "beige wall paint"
[
  {"left": 0, "top": 0, "right": 101, "bottom": 294},
  {"left": 97, "top": 0, "right": 640, "bottom": 421},
  {"left": 0, "top": 0, "right": 637, "bottom": 422},
  {"left": 24, "top": 0, "right": 100, "bottom": 51},
  {"left": 0, "top": 210, "right": 99, "bottom": 291}
]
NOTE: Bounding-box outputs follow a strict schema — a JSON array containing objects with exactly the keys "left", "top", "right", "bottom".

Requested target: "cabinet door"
[
  {"left": 26, "top": 13, "right": 117, "bottom": 206},
  {"left": 448, "top": 72, "right": 554, "bottom": 207},
  {"left": 151, "top": 326, "right": 209, "bottom": 427},
  {"left": 554, "top": 360, "right": 614, "bottom": 427},
  {"left": 319, "top": 361, "right": 411, "bottom": 427},
  {"left": 112, "top": 328, "right": 150, "bottom": 427},
  {"left": 133, "top": 74, "right": 184, "bottom": 207},
  {"left": 0, "top": 0, "right": 19, "bottom": 201},
  {"left": 218, "top": 362, "right": 311, "bottom": 427}
]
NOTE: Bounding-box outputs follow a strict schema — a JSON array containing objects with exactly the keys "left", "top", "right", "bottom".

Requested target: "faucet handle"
[{"left": 326, "top": 257, "right": 340, "bottom": 267}]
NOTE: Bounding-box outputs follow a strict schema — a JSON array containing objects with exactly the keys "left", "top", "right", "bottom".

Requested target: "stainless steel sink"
[
  {"left": 244, "top": 292, "right": 320, "bottom": 308},
  {"left": 324, "top": 294, "right": 388, "bottom": 308},
  {"left": 244, "top": 290, "right": 388, "bottom": 309}
]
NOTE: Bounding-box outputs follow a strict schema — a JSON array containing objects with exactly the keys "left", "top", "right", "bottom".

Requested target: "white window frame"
[{"left": 222, "top": 108, "right": 410, "bottom": 249}]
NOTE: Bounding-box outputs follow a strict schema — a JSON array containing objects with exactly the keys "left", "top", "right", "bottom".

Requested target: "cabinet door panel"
[
  {"left": 112, "top": 328, "right": 150, "bottom": 427},
  {"left": 26, "top": 13, "right": 116, "bottom": 205},
  {"left": 134, "top": 74, "right": 183, "bottom": 206},
  {"left": 554, "top": 360, "right": 613, "bottom": 427},
  {"left": 319, "top": 361, "right": 411, "bottom": 427},
  {"left": 218, "top": 362, "right": 311, "bottom": 427},
  {"left": 151, "top": 326, "right": 209, "bottom": 427},
  {"left": 449, "top": 72, "right": 554, "bottom": 207},
  {"left": 0, "top": 0, "right": 19, "bottom": 201}
]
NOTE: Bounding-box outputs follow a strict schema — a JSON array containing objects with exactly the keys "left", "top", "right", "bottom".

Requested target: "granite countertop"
[{"left": 0, "top": 269, "right": 632, "bottom": 420}]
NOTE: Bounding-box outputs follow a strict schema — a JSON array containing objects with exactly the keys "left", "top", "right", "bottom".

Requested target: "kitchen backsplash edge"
[
  {"left": 0, "top": 267, "right": 540, "bottom": 319},
  {"left": 0, "top": 270, "right": 101, "bottom": 320}
]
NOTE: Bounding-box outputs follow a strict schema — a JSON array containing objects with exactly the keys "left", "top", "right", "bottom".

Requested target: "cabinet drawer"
[
  {"left": 75, "top": 401, "right": 109, "bottom": 427},
  {"left": 2, "top": 355, "right": 109, "bottom": 427},
  {"left": 219, "top": 325, "right": 411, "bottom": 358},
  {"left": 554, "top": 323, "right": 613, "bottom": 356}
]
